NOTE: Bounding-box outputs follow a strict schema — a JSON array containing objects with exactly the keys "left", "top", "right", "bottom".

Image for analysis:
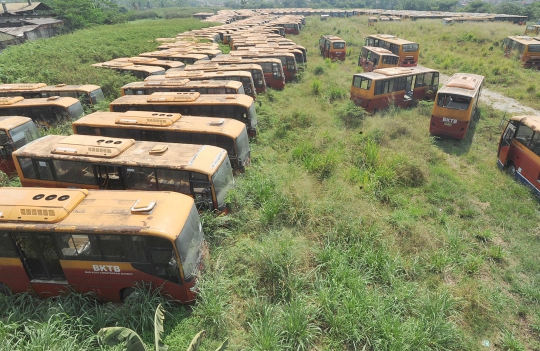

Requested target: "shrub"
[
  {"left": 311, "top": 79, "right": 322, "bottom": 95},
  {"left": 335, "top": 100, "right": 366, "bottom": 128},
  {"left": 313, "top": 65, "right": 325, "bottom": 75}
]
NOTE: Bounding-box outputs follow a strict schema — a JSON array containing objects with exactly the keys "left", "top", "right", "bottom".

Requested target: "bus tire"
[
  {"left": 0, "top": 283, "right": 12, "bottom": 296},
  {"left": 505, "top": 162, "right": 516, "bottom": 178},
  {"left": 121, "top": 287, "right": 136, "bottom": 301}
]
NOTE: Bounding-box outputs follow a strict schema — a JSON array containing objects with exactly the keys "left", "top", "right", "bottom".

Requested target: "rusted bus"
[
  {"left": 111, "top": 57, "right": 185, "bottom": 70},
  {"left": 0, "top": 116, "right": 39, "bottom": 175},
  {"left": 430, "top": 73, "right": 484, "bottom": 140},
  {"left": 151, "top": 70, "right": 257, "bottom": 99},
  {"left": 184, "top": 63, "right": 267, "bottom": 94},
  {"left": 358, "top": 46, "right": 399, "bottom": 72},
  {"left": 364, "top": 34, "right": 419, "bottom": 67},
  {"left": 319, "top": 35, "right": 346, "bottom": 61},
  {"left": 0, "top": 83, "right": 104, "bottom": 106},
  {"left": 525, "top": 25, "right": 540, "bottom": 37},
  {"left": 502, "top": 36, "right": 540, "bottom": 69},
  {"left": 350, "top": 66, "right": 440, "bottom": 113},
  {"left": 229, "top": 50, "right": 297, "bottom": 82},
  {"left": 157, "top": 42, "right": 220, "bottom": 51},
  {"left": 0, "top": 96, "right": 84, "bottom": 128},
  {"left": 163, "top": 48, "right": 223, "bottom": 59},
  {"left": 13, "top": 134, "right": 234, "bottom": 213},
  {"left": 109, "top": 92, "right": 258, "bottom": 137},
  {"left": 72, "top": 111, "right": 251, "bottom": 172},
  {"left": 121, "top": 79, "right": 245, "bottom": 97},
  {"left": 0, "top": 187, "right": 207, "bottom": 303},
  {"left": 91, "top": 61, "right": 166, "bottom": 79}
]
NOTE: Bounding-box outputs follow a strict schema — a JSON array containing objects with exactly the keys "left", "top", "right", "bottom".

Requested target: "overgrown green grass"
[{"left": 1, "top": 15, "right": 540, "bottom": 350}]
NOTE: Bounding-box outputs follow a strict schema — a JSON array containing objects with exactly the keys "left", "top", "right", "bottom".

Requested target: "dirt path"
[{"left": 440, "top": 74, "right": 540, "bottom": 116}]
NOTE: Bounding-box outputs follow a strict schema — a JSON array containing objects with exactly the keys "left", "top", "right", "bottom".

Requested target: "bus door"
[
  {"left": 498, "top": 122, "right": 517, "bottom": 164},
  {"left": 405, "top": 76, "right": 415, "bottom": 100},
  {"left": 190, "top": 172, "right": 214, "bottom": 210},
  {"left": 11, "top": 233, "right": 67, "bottom": 293},
  {"left": 93, "top": 165, "right": 124, "bottom": 190}
]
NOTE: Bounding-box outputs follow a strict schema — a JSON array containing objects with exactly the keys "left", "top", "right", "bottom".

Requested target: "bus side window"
[
  {"left": 145, "top": 236, "right": 179, "bottom": 284},
  {"left": 0, "top": 232, "right": 18, "bottom": 258},
  {"left": 99, "top": 235, "right": 127, "bottom": 262},
  {"left": 0, "top": 130, "right": 8, "bottom": 145},
  {"left": 529, "top": 133, "right": 540, "bottom": 156},
  {"left": 56, "top": 233, "right": 101, "bottom": 260},
  {"left": 17, "top": 157, "right": 37, "bottom": 179},
  {"left": 123, "top": 166, "right": 156, "bottom": 190},
  {"left": 156, "top": 168, "right": 190, "bottom": 193},
  {"left": 53, "top": 160, "right": 95, "bottom": 185},
  {"left": 125, "top": 235, "right": 148, "bottom": 263},
  {"left": 515, "top": 124, "right": 534, "bottom": 146},
  {"left": 36, "top": 159, "right": 55, "bottom": 180}
]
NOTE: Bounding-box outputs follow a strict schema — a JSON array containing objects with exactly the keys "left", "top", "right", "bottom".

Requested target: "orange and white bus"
[
  {"left": 121, "top": 79, "right": 245, "bottom": 97},
  {"left": 13, "top": 134, "right": 234, "bottom": 213},
  {"left": 364, "top": 34, "right": 419, "bottom": 67},
  {"left": 0, "top": 84, "right": 105, "bottom": 106},
  {"left": 0, "top": 96, "right": 84, "bottom": 128},
  {"left": 498, "top": 115, "right": 540, "bottom": 196},
  {"left": 184, "top": 63, "right": 267, "bottom": 94},
  {"left": 319, "top": 35, "right": 346, "bottom": 61},
  {"left": 153, "top": 70, "right": 257, "bottom": 98},
  {"left": 0, "top": 116, "right": 40, "bottom": 175},
  {"left": 72, "top": 111, "right": 251, "bottom": 172},
  {"left": 502, "top": 36, "right": 540, "bottom": 69},
  {"left": 91, "top": 61, "right": 166, "bottom": 79},
  {"left": 109, "top": 92, "right": 257, "bottom": 137},
  {"left": 430, "top": 73, "right": 484, "bottom": 139},
  {"left": 358, "top": 46, "right": 399, "bottom": 72},
  {"left": 0, "top": 187, "right": 207, "bottom": 303},
  {"left": 207, "top": 56, "right": 285, "bottom": 90},
  {"left": 350, "top": 66, "right": 439, "bottom": 113}
]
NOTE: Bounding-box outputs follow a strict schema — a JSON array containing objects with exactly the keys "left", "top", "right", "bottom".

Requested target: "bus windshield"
[
  {"left": 437, "top": 94, "right": 471, "bottom": 110},
  {"left": 403, "top": 44, "right": 419, "bottom": 52},
  {"left": 333, "top": 42, "right": 345, "bottom": 49},
  {"left": 212, "top": 157, "right": 234, "bottom": 208},
  {"left": 10, "top": 121, "right": 40, "bottom": 149},
  {"left": 176, "top": 204, "right": 205, "bottom": 281},
  {"left": 530, "top": 44, "right": 540, "bottom": 53},
  {"left": 67, "top": 103, "right": 85, "bottom": 120},
  {"left": 236, "top": 129, "right": 250, "bottom": 163},
  {"left": 90, "top": 89, "right": 105, "bottom": 104}
]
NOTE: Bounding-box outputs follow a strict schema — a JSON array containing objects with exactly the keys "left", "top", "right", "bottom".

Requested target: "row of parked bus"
[{"left": 0, "top": 13, "right": 307, "bottom": 304}]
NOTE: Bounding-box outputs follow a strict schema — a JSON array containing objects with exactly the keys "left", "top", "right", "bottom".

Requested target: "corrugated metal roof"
[
  {"left": 3, "top": 2, "right": 51, "bottom": 13},
  {"left": 0, "top": 24, "right": 39, "bottom": 37}
]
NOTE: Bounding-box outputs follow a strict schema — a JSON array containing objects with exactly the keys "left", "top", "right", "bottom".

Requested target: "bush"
[
  {"left": 311, "top": 79, "right": 322, "bottom": 95},
  {"left": 336, "top": 100, "right": 367, "bottom": 128},
  {"left": 126, "top": 10, "right": 161, "bottom": 21},
  {"left": 313, "top": 65, "right": 325, "bottom": 75}
]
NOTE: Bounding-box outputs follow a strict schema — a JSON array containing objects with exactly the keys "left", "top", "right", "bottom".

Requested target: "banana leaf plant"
[{"left": 97, "top": 304, "right": 228, "bottom": 351}]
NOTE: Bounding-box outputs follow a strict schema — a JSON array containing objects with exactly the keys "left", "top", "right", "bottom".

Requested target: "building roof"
[{"left": 1, "top": 2, "right": 51, "bottom": 14}]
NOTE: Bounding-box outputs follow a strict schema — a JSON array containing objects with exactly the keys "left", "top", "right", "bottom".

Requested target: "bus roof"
[
  {"left": 0, "top": 187, "right": 193, "bottom": 237},
  {"left": 0, "top": 96, "right": 81, "bottom": 108},
  {"left": 363, "top": 46, "right": 398, "bottom": 57},
  {"left": 367, "top": 34, "right": 418, "bottom": 45},
  {"left": 139, "top": 52, "right": 209, "bottom": 60},
  {"left": 438, "top": 73, "right": 484, "bottom": 97},
  {"left": 0, "top": 83, "right": 47, "bottom": 91},
  {"left": 123, "top": 79, "right": 243, "bottom": 89},
  {"left": 14, "top": 134, "right": 228, "bottom": 175},
  {"left": 0, "top": 83, "right": 101, "bottom": 92},
  {"left": 510, "top": 116, "right": 540, "bottom": 132},
  {"left": 112, "top": 57, "right": 186, "bottom": 68},
  {"left": 161, "top": 70, "right": 252, "bottom": 79},
  {"left": 73, "top": 111, "right": 246, "bottom": 136},
  {"left": 0, "top": 115, "right": 33, "bottom": 130},
  {"left": 110, "top": 92, "right": 254, "bottom": 107},
  {"left": 504, "top": 36, "right": 540, "bottom": 45},
  {"left": 354, "top": 66, "right": 437, "bottom": 80},
  {"left": 183, "top": 63, "right": 263, "bottom": 72},
  {"left": 208, "top": 56, "right": 282, "bottom": 64},
  {"left": 92, "top": 62, "right": 166, "bottom": 74}
]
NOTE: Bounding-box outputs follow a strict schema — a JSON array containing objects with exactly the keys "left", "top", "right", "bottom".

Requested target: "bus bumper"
[{"left": 430, "top": 117, "right": 469, "bottom": 140}]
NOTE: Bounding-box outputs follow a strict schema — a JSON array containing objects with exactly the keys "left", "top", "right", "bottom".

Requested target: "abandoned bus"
[
  {"left": 0, "top": 96, "right": 84, "bottom": 128},
  {"left": 229, "top": 51, "right": 297, "bottom": 82},
  {"left": 111, "top": 57, "right": 185, "bottom": 70},
  {"left": 358, "top": 46, "right": 399, "bottom": 72},
  {"left": 498, "top": 115, "right": 540, "bottom": 195},
  {"left": 365, "top": 34, "right": 420, "bottom": 67},
  {"left": 502, "top": 36, "right": 540, "bottom": 69},
  {"left": 91, "top": 61, "right": 166, "bottom": 79},
  {"left": 139, "top": 51, "right": 209, "bottom": 65},
  {"left": 350, "top": 66, "right": 440, "bottom": 113},
  {"left": 430, "top": 73, "right": 484, "bottom": 139},
  {"left": 72, "top": 111, "right": 251, "bottom": 172},
  {"left": 524, "top": 25, "right": 540, "bottom": 37},
  {"left": 13, "top": 134, "right": 234, "bottom": 213},
  {"left": 0, "top": 84, "right": 104, "bottom": 106},
  {"left": 207, "top": 56, "right": 285, "bottom": 90},
  {"left": 184, "top": 63, "right": 267, "bottom": 94},
  {"left": 319, "top": 35, "right": 347, "bottom": 61},
  {"left": 0, "top": 116, "right": 40, "bottom": 175},
  {"left": 121, "top": 79, "right": 245, "bottom": 97},
  {"left": 0, "top": 187, "right": 207, "bottom": 303},
  {"left": 154, "top": 70, "right": 256, "bottom": 98},
  {"left": 109, "top": 92, "right": 257, "bottom": 137}
]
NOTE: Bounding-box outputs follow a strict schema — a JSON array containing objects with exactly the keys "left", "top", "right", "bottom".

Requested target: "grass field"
[{"left": 1, "top": 15, "right": 540, "bottom": 351}]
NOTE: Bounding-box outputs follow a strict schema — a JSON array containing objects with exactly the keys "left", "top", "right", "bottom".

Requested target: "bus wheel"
[
  {"left": 121, "top": 287, "right": 136, "bottom": 301},
  {"left": 505, "top": 163, "right": 516, "bottom": 178},
  {"left": 0, "top": 283, "right": 12, "bottom": 296}
]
